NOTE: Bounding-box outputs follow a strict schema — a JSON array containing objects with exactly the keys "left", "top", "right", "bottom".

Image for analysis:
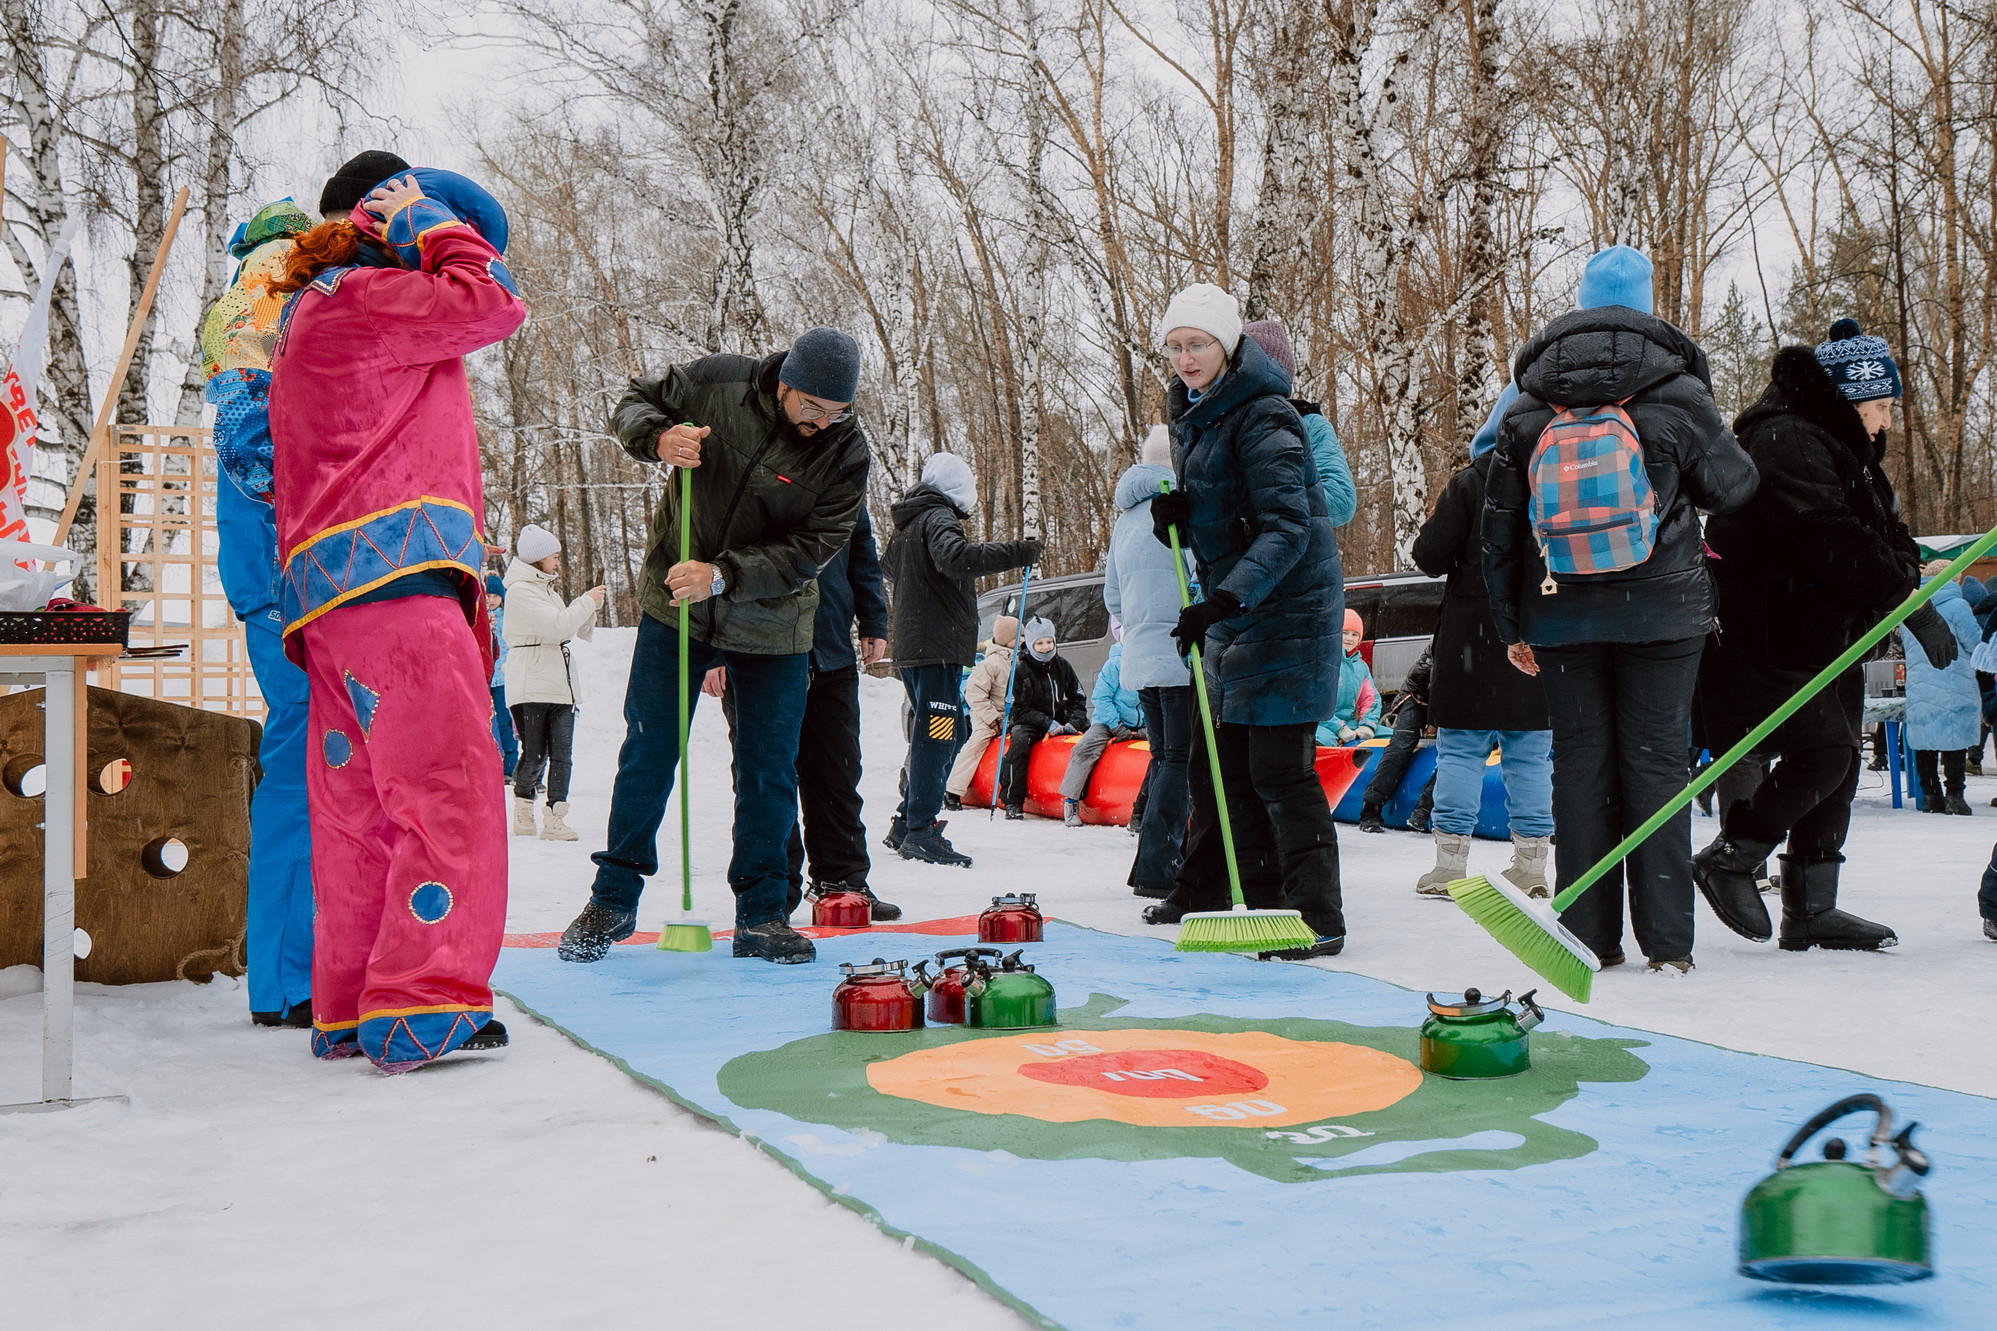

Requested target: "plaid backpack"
[{"left": 1526, "top": 401, "right": 1657, "bottom": 593}]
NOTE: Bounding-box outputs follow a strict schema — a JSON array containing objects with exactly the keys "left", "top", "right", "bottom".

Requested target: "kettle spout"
[{"left": 1516, "top": 989, "right": 1545, "bottom": 1033}]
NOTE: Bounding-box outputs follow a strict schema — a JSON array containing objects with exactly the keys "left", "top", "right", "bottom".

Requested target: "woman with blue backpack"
[{"left": 1482, "top": 246, "right": 1758, "bottom": 973}]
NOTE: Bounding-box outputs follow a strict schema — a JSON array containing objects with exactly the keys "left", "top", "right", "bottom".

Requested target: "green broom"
[
  {"left": 659, "top": 447, "right": 712, "bottom": 953},
  {"left": 1160, "top": 480, "right": 1317, "bottom": 954},
  {"left": 1449, "top": 523, "right": 1997, "bottom": 1001}
]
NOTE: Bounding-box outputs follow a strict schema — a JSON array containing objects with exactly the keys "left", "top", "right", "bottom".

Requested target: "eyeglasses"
[
  {"left": 1162, "top": 337, "right": 1221, "bottom": 359},
  {"left": 790, "top": 394, "right": 853, "bottom": 424}
]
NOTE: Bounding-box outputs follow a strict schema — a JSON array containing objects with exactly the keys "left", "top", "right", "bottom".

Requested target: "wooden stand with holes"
[{"left": 0, "top": 662, "right": 259, "bottom": 1112}]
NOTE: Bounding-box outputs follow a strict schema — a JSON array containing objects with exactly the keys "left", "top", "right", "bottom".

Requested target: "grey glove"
[{"left": 1905, "top": 602, "right": 1960, "bottom": 670}]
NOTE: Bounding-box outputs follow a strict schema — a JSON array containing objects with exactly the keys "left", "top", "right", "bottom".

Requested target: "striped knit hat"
[{"left": 1814, "top": 319, "right": 1902, "bottom": 402}]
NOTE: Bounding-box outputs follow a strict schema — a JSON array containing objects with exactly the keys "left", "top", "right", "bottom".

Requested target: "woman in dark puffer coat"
[
  {"left": 1139, "top": 283, "right": 1346, "bottom": 957},
  {"left": 1693, "top": 322, "right": 1956, "bottom": 952}
]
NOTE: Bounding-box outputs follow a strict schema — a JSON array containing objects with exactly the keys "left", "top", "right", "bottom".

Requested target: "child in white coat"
[{"left": 505, "top": 524, "right": 606, "bottom": 839}]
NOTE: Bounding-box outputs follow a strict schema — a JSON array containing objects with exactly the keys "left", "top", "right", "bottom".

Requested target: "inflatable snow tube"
[
  {"left": 1330, "top": 739, "right": 1513, "bottom": 839},
  {"left": 967, "top": 737, "right": 1368, "bottom": 824}
]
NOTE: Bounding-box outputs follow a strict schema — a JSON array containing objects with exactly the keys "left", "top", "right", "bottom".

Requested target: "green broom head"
[
  {"left": 656, "top": 916, "right": 712, "bottom": 953},
  {"left": 1446, "top": 874, "right": 1599, "bottom": 1002},
  {"left": 1174, "top": 907, "right": 1318, "bottom": 954}
]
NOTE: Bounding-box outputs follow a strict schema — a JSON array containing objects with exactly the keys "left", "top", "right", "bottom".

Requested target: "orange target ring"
[{"left": 866, "top": 1028, "right": 1421, "bottom": 1129}]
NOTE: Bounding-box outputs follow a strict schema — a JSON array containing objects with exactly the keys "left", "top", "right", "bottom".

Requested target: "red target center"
[{"left": 1017, "top": 1048, "right": 1270, "bottom": 1098}]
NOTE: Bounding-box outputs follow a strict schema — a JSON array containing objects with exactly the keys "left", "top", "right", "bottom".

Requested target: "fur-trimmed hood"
[{"left": 1736, "top": 346, "right": 1884, "bottom": 468}]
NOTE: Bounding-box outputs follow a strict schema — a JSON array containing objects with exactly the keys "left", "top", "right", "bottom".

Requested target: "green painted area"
[{"left": 717, "top": 994, "right": 1650, "bottom": 1183}]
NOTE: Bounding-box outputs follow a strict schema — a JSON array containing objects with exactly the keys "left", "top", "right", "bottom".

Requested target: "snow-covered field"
[{"left": 6, "top": 626, "right": 1994, "bottom": 1329}]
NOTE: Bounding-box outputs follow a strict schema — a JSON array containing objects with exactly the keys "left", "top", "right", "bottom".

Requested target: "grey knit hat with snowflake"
[{"left": 1814, "top": 318, "right": 1902, "bottom": 402}]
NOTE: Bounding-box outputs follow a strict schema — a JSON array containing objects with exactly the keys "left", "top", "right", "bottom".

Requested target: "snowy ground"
[{"left": 6, "top": 626, "right": 1995, "bottom": 1329}]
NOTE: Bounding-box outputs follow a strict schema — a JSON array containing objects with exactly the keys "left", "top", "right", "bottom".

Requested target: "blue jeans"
[
  {"left": 1130, "top": 686, "right": 1192, "bottom": 891},
  {"left": 243, "top": 611, "right": 315, "bottom": 1014},
  {"left": 491, "top": 684, "right": 518, "bottom": 775},
  {"left": 894, "top": 663, "right": 965, "bottom": 832},
  {"left": 1432, "top": 728, "right": 1553, "bottom": 837},
  {"left": 589, "top": 612, "right": 808, "bottom": 926}
]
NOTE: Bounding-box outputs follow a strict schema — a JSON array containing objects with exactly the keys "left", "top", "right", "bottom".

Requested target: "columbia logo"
[{"left": 1560, "top": 458, "right": 1603, "bottom": 477}]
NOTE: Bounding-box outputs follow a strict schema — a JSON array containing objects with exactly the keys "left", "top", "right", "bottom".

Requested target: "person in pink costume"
[{"left": 268, "top": 170, "right": 526, "bottom": 1071}]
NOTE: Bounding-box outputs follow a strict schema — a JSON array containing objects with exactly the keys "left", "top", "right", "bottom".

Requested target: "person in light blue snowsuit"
[{"left": 1900, "top": 572, "right": 1983, "bottom": 813}]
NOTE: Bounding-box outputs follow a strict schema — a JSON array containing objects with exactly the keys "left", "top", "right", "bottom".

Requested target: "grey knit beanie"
[{"left": 779, "top": 327, "right": 862, "bottom": 403}]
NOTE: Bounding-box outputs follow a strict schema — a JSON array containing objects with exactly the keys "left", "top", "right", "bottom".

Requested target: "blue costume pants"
[
  {"left": 243, "top": 610, "right": 315, "bottom": 1014},
  {"left": 1431, "top": 728, "right": 1554, "bottom": 838}
]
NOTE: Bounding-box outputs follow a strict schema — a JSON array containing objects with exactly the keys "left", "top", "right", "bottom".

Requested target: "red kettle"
[
  {"left": 979, "top": 893, "right": 1043, "bottom": 943},
  {"left": 808, "top": 883, "right": 872, "bottom": 928},
  {"left": 912, "top": 946, "right": 1004, "bottom": 1024},
  {"left": 831, "top": 958, "right": 924, "bottom": 1032}
]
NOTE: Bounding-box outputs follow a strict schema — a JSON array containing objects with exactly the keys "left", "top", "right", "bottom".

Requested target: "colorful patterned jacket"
[{"left": 268, "top": 191, "right": 524, "bottom": 662}]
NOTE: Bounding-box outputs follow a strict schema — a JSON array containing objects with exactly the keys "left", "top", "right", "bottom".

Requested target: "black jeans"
[
  {"left": 726, "top": 664, "right": 870, "bottom": 897},
  {"left": 1129, "top": 686, "right": 1193, "bottom": 891},
  {"left": 894, "top": 663, "right": 964, "bottom": 832},
  {"left": 1167, "top": 719, "right": 1344, "bottom": 938},
  {"left": 1980, "top": 842, "right": 1997, "bottom": 923},
  {"left": 1364, "top": 696, "right": 1427, "bottom": 807},
  {"left": 1726, "top": 745, "right": 1860, "bottom": 860},
  {"left": 1536, "top": 636, "right": 1705, "bottom": 962},
  {"left": 512, "top": 702, "right": 575, "bottom": 804},
  {"left": 1915, "top": 749, "right": 1966, "bottom": 803},
  {"left": 589, "top": 612, "right": 808, "bottom": 926}
]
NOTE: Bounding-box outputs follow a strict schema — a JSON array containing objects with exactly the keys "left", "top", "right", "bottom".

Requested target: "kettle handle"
[{"left": 1775, "top": 1092, "right": 1891, "bottom": 1170}]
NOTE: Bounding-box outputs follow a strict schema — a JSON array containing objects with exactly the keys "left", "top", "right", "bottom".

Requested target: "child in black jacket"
[{"left": 999, "top": 616, "right": 1088, "bottom": 817}]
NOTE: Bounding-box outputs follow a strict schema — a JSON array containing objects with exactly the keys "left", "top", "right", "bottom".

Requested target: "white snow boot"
[
  {"left": 1415, "top": 832, "right": 1473, "bottom": 896},
  {"left": 512, "top": 795, "right": 538, "bottom": 837},
  {"left": 540, "top": 801, "right": 579, "bottom": 841},
  {"left": 1502, "top": 834, "right": 1552, "bottom": 900}
]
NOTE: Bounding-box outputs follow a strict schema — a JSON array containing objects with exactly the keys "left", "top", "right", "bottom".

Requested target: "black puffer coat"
[
  {"left": 1481, "top": 306, "right": 1759, "bottom": 647},
  {"left": 1412, "top": 454, "right": 1550, "bottom": 731},
  {"left": 1695, "top": 347, "right": 1921, "bottom": 752},
  {"left": 1171, "top": 335, "right": 1343, "bottom": 726},
  {"left": 1009, "top": 651, "right": 1086, "bottom": 732},
  {"left": 883, "top": 485, "right": 1038, "bottom": 667}
]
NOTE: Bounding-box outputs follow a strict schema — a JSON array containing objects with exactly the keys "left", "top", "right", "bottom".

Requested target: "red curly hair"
[{"left": 269, "top": 220, "right": 365, "bottom": 295}]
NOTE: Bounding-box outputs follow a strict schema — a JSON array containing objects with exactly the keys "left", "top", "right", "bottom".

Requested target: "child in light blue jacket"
[
  {"left": 1317, "top": 609, "right": 1381, "bottom": 746},
  {"left": 1058, "top": 640, "right": 1145, "bottom": 824}
]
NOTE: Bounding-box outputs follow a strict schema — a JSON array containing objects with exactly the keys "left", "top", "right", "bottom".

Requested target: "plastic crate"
[{"left": 0, "top": 610, "right": 131, "bottom": 646}]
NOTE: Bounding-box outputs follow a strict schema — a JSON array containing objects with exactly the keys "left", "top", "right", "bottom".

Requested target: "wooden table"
[{"left": 0, "top": 642, "right": 125, "bottom": 1113}]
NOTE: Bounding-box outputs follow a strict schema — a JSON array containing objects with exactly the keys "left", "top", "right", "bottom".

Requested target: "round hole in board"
[
  {"left": 92, "top": 757, "right": 131, "bottom": 795},
  {"left": 141, "top": 836, "right": 189, "bottom": 878},
  {"left": 3, "top": 754, "right": 47, "bottom": 798}
]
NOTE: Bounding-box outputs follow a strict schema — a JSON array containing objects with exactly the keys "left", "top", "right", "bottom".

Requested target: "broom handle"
[
  {"left": 1551, "top": 523, "right": 1997, "bottom": 911},
  {"left": 991, "top": 563, "right": 1034, "bottom": 818},
  {"left": 1161, "top": 480, "right": 1245, "bottom": 907},
  {"left": 679, "top": 459, "right": 693, "bottom": 914}
]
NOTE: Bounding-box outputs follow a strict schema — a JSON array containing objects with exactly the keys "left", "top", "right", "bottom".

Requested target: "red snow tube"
[{"left": 965, "top": 736, "right": 1369, "bottom": 825}]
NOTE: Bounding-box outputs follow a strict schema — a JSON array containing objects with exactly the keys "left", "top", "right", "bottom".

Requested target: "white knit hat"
[
  {"left": 1156, "top": 283, "right": 1242, "bottom": 356},
  {"left": 516, "top": 523, "right": 561, "bottom": 564},
  {"left": 1140, "top": 424, "right": 1171, "bottom": 465}
]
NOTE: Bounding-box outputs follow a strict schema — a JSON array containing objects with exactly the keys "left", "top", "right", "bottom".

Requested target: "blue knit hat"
[
  {"left": 484, "top": 573, "right": 505, "bottom": 597},
  {"left": 779, "top": 327, "right": 862, "bottom": 403},
  {"left": 1814, "top": 318, "right": 1901, "bottom": 402},
  {"left": 1577, "top": 245, "right": 1654, "bottom": 315}
]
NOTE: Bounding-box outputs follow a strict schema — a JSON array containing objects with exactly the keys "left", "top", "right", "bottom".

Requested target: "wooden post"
[{"left": 50, "top": 186, "right": 191, "bottom": 551}]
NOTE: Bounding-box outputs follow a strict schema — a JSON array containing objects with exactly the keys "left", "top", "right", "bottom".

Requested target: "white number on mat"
[
  {"left": 1263, "top": 1124, "right": 1376, "bottom": 1144},
  {"left": 1101, "top": 1069, "right": 1202, "bottom": 1082},
  {"left": 1020, "top": 1039, "right": 1103, "bottom": 1058},
  {"left": 1187, "top": 1101, "right": 1287, "bottom": 1120}
]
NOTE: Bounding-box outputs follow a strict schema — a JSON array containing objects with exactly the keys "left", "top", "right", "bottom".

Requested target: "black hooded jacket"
[
  {"left": 883, "top": 485, "right": 1039, "bottom": 667},
  {"left": 1695, "top": 347, "right": 1921, "bottom": 751},
  {"left": 1481, "top": 306, "right": 1759, "bottom": 647},
  {"left": 1009, "top": 650, "right": 1087, "bottom": 732}
]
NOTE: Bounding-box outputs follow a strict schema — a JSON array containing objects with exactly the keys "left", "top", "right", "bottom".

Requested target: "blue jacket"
[
  {"left": 1170, "top": 335, "right": 1344, "bottom": 726},
  {"left": 810, "top": 505, "right": 889, "bottom": 671},
  {"left": 1102, "top": 461, "right": 1193, "bottom": 691},
  {"left": 1315, "top": 651, "right": 1381, "bottom": 744},
  {"left": 1299, "top": 408, "right": 1357, "bottom": 528},
  {"left": 214, "top": 464, "right": 279, "bottom": 621},
  {"left": 490, "top": 604, "right": 509, "bottom": 687},
  {"left": 1089, "top": 643, "right": 1144, "bottom": 728},
  {"left": 1899, "top": 581, "right": 1983, "bottom": 750}
]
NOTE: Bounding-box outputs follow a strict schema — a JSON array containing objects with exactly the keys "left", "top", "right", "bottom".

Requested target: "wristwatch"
[{"left": 709, "top": 566, "right": 726, "bottom": 598}]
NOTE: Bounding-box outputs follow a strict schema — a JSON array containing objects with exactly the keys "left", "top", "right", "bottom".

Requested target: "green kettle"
[
  {"left": 963, "top": 949, "right": 1057, "bottom": 1030},
  {"left": 1419, "top": 988, "right": 1543, "bottom": 1079},
  {"left": 1739, "top": 1092, "right": 1932, "bottom": 1285}
]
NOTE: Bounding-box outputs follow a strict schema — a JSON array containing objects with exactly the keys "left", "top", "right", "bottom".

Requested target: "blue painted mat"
[{"left": 496, "top": 925, "right": 1997, "bottom": 1329}]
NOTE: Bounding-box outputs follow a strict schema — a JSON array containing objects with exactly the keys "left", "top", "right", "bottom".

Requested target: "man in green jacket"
[{"left": 558, "top": 329, "right": 871, "bottom": 964}]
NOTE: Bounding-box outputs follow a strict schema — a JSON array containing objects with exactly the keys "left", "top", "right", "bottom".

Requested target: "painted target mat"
[{"left": 495, "top": 924, "right": 1997, "bottom": 1329}]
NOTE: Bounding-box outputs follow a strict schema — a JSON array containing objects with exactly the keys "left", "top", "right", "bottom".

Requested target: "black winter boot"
[
  {"left": 460, "top": 1019, "right": 509, "bottom": 1051},
  {"left": 833, "top": 880, "right": 903, "bottom": 922},
  {"left": 899, "top": 824, "right": 972, "bottom": 867},
  {"left": 1777, "top": 854, "right": 1896, "bottom": 952},
  {"left": 943, "top": 792, "right": 964, "bottom": 812},
  {"left": 882, "top": 817, "right": 909, "bottom": 851},
  {"left": 1003, "top": 804, "right": 1025, "bottom": 821},
  {"left": 733, "top": 920, "right": 817, "bottom": 963},
  {"left": 558, "top": 902, "right": 638, "bottom": 963},
  {"left": 1692, "top": 831, "right": 1777, "bottom": 941},
  {"left": 1945, "top": 795, "right": 1974, "bottom": 816},
  {"left": 1357, "top": 803, "right": 1385, "bottom": 833},
  {"left": 1405, "top": 802, "right": 1431, "bottom": 834}
]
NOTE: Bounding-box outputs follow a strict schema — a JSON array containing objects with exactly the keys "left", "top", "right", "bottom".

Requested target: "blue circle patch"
[
  {"left": 322, "top": 728, "right": 352, "bottom": 768},
  {"left": 409, "top": 881, "right": 453, "bottom": 924}
]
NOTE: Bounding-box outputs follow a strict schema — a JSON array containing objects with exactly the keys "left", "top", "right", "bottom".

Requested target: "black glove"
[
  {"left": 1151, "top": 490, "right": 1191, "bottom": 548},
  {"left": 1172, "top": 589, "right": 1243, "bottom": 657},
  {"left": 1905, "top": 602, "right": 1959, "bottom": 670},
  {"left": 1016, "top": 537, "right": 1045, "bottom": 566}
]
